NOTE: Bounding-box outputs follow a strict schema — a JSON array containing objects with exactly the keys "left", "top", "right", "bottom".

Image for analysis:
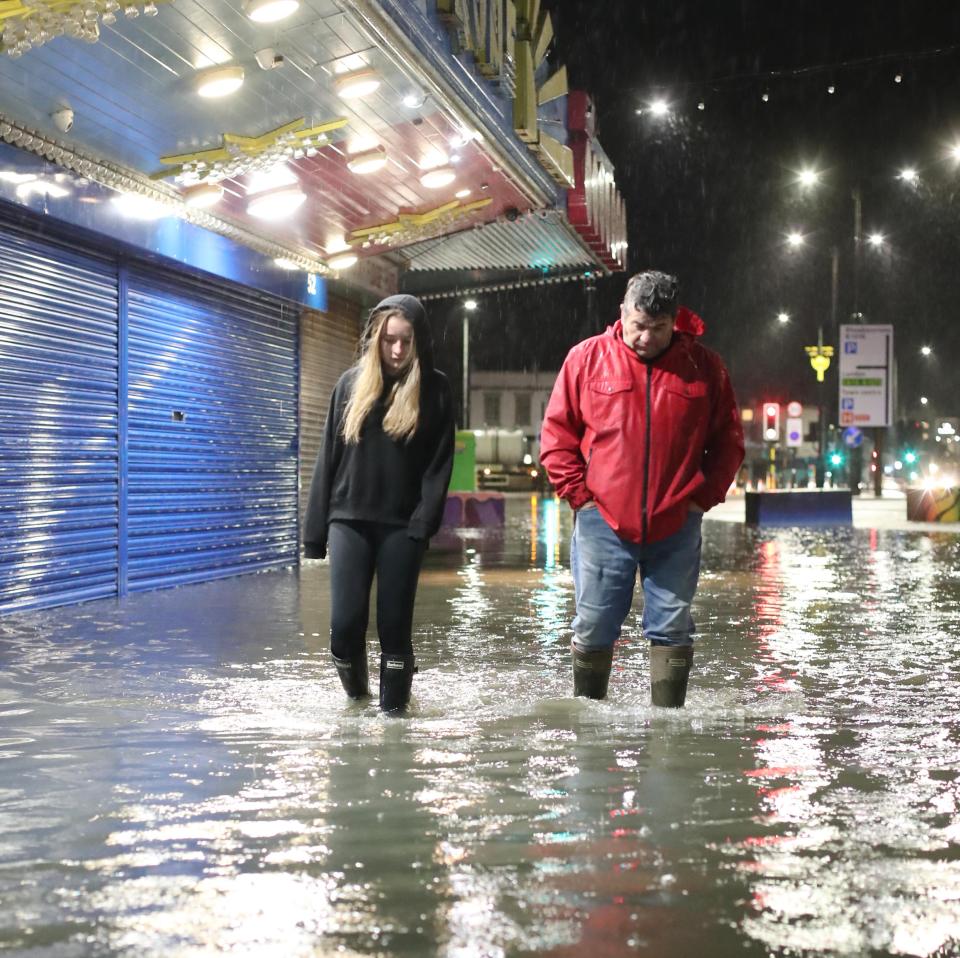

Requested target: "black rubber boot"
[
  {"left": 332, "top": 653, "right": 369, "bottom": 700},
  {"left": 571, "top": 644, "right": 614, "bottom": 699},
  {"left": 379, "top": 653, "right": 416, "bottom": 714},
  {"left": 649, "top": 644, "right": 694, "bottom": 708}
]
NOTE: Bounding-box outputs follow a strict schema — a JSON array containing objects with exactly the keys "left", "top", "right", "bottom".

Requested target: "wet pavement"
[{"left": 2, "top": 494, "right": 960, "bottom": 957}]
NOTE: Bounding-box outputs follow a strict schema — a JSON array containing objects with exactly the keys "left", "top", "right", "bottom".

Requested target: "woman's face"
[{"left": 379, "top": 315, "right": 415, "bottom": 374}]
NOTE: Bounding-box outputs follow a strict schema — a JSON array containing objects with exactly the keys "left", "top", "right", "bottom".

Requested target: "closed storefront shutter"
[
  {"left": 0, "top": 222, "right": 119, "bottom": 614},
  {"left": 125, "top": 264, "right": 299, "bottom": 591},
  {"left": 298, "top": 293, "right": 362, "bottom": 523}
]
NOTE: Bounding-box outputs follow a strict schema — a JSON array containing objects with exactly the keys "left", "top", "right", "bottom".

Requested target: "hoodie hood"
[{"left": 364, "top": 293, "right": 435, "bottom": 375}]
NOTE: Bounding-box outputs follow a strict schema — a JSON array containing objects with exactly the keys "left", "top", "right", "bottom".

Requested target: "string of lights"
[{"left": 631, "top": 42, "right": 960, "bottom": 113}]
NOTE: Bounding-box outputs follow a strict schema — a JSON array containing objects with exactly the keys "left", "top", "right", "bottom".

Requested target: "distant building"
[{"left": 469, "top": 371, "right": 558, "bottom": 458}]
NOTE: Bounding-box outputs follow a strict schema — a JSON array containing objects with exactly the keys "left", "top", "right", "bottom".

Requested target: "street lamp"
[
  {"left": 921, "top": 345, "right": 932, "bottom": 356},
  {"left": 461, "top": 299, "right": 479, "bottom": 428},
  {"left": 897, "top": 167, "right": 919, "bottom": 185},
  {"left": 867, "top": 232, "right": 885, "bottom": 248},
  {"left": 786, "top": 231, "right": 805, "bottom": 248},
  {"left": 797, "top": 168, "right": 821, "bottom": 188},
  {"left": 776, "top": 311, "right": 790, "bottom": 324}
]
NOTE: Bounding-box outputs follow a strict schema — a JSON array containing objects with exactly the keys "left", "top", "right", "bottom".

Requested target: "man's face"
[{"left": 620, "top": 303, "right": 675, "bottom": 359}]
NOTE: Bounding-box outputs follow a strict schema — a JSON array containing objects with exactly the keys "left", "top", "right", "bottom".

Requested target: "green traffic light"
[
  {"left": 829, "top": 453, "right": 844, "bottom": 467},
  {"left": 904, "top": 450, "right": 918, "bottom": 464}
]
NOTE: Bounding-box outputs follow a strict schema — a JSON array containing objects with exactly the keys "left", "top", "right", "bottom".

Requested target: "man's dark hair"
[{"left": 623, "top": 270, "right": 679, "bottom": 317}]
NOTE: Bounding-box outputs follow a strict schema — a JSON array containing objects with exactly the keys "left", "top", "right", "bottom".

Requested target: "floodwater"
[{"left": 2, "top": 496, "right": 960, "bottom": 958}]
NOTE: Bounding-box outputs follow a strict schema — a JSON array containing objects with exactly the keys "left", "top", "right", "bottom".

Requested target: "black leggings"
[{"left": 328, "top": 520, "right": 426, "bottom": 658}]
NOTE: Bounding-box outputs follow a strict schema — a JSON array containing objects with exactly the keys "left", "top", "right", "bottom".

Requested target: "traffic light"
[
  {"left": 829, "top": 451, "right": 845, "bottom": 468},
  {"left": 762, "top": 402, "right": 781, "bottom": 442},
  {"left": 903, "top": 450, "right": 918, "bottom": 465}
]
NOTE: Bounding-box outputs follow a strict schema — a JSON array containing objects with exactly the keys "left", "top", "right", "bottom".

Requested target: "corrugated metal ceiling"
[{"left": 397, "top": 210, "right": 594, "bottom": 272}]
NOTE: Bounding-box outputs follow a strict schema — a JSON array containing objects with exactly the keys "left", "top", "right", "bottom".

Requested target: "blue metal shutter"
[
  {"left": 0, "top": 221, "right": 119, "bottom": 614},
  {"left": 125, "top": 264, "right": 298, "bottom": 591}
]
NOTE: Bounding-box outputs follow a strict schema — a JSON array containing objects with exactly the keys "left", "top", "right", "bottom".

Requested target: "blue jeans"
[{"left": 570, "top": 507, "right": 703, "bottom": 650}]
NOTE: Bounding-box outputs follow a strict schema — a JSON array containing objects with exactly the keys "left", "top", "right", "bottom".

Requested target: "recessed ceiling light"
[
  {"left": 183, "top": 182, "right": 223, "bottom": 208},
  {"left": 334, "top": 69, "right": 380, "bottom": 100},
  {"left": 244, "top": 0, "right": 299, "bottom": 22},
  {"left": 328, "top": 251, "right": 358, "bottom": 270},
  {"left": 246, "top": 184, "right": 306, "bottom": 219},
  {"left": 419, "top": 167, "right": 456, "bottom": 189},
  {"left": 455, "top": 188, "right": 471, "bottom": 198},
  {"left": 194, "top": 65, "right": 245, "bottom": 98},
  {"left": 346, "top": 147, "right": 388, "bottom": 175}
]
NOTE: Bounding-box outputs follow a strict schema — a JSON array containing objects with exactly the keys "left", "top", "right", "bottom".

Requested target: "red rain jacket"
[{"left": 540, "top": 310, "right": 744, "bottom": 544}]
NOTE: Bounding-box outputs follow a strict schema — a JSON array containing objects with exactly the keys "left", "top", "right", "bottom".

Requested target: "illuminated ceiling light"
[
  {"left": 327, "top": 251, "right": 358, "bottom": 270},
  {"left": 920, "top": 345, "right": 932, "bottom": 356},
  {"left": 334, "top": 69, "right": 380, "bottom": 100},
  {"left": 697, "top": 101, "right": 705, "bottom": 111},
  {"left": 194, "top": 65, "right": 245, "bottom": 98},
  {"left": 786, "top": 231, "right": 804, "bottom": 248},
  {"left": 454, "top": 188, "right": 471, "bottom": 198},
  {"left": 246, "top": 184, "right": 306, "bottom": 219},
  {"left": 419, "top": 166, "right": 456, "bottom": 189},
  {"left": 776, "top": 312, "right": 790, "bottom": 324},
  {"left": 648, "top": 99, "right": 669, "bottom": 116},
  {"left": 418, "top": 148, "right": 449, "bottom": 171},
  {"left": 826, "top": 83, "right": 836, "bottom": 94},
  {"left": 898, "top": 167, "right": 919, "bottom": 184},
  {"left": 244, "top": 0, "right": 299, "bottom": 22},
  {"left": 247, "top": 162, "right": 297, "bottom": 195},
  {"left": 464, "top": 299, "right": 478, "bottom": 311},
  {"left": 949, "top": 144, "right": 960, "bottom": 161},
  {"left": 894, "top": 72, "right": 903, "bottom": 83},
  {"left": 403, "top": 90, "right": 426, "bottom": 108},
  {"left": 183, "top": 182, "right": 223, "bottom": 208},
  {"left": 867, "top": 232, "right": 885, "bottom": 248},
  {"left": 797, "top": 168, "right": 820, "bottom": 187},
  {"left": 346, "top": 147, "right": 388, "bottom": 175},
  {"left": 112, "top": 192, "right": 169, "bottom": 220},
  {"left": 920, "top": 396, "right": 929, "bottom": 405},
  {"left": 274, "top": 257, "right": 300, "bottom": 270},
  {"left": 761, "top": 89, "right": 770, "bottom": 102}
]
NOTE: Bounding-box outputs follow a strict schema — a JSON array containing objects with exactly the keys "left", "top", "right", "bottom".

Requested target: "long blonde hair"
[{"left": 342, "top": 309, "right": 421, "bottom": 444}]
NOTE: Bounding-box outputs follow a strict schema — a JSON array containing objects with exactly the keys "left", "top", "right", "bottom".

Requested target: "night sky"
[{"left": 430, "top": 1, "right": 960, "bottom": 423}]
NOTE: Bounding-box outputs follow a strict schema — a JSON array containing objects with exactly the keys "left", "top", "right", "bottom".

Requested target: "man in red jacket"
[{"left": 540, "top": 271, "right": 744, "bottom": 707}]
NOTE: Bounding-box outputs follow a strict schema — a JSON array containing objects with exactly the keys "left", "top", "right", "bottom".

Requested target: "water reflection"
[{"left": 0, "top": 498, "right": 958, "bottom": 956}]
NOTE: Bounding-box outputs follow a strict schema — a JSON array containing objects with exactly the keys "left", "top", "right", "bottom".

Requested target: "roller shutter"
[
  {"left": 125, "top": 264, "right": 299, "bottom": 591},
  {"left": 0, "top": 223, "right": 119, "bottom": 614},
  {"left": 298, "top": 294, "right": 362, "bottom": 521}
]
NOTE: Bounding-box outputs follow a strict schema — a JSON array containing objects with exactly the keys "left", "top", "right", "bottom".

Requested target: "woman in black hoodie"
[{"left": 303, "top": 294, "right": 455, "bottom": 713}]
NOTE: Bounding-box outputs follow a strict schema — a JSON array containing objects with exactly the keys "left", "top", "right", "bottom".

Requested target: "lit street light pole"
[{"left": 462, "top": 299, "right": 478, "bottom": 429}]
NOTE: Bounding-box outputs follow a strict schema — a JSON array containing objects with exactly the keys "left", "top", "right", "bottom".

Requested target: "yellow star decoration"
[
  {"left": 153, "top": 117, "right": 348, "bottom": 182},
  {"left": 350, "top": 198, "right": 494, "bottom": 248}
]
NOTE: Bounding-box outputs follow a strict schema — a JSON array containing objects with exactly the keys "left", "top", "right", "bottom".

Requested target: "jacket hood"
[{"left": 364, "top": 293, "right": 435, "bottom": 374}]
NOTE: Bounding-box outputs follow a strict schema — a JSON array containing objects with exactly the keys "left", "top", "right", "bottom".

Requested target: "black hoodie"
[{"left": 302, "top": 294, "right": 455, "bottom": 559}]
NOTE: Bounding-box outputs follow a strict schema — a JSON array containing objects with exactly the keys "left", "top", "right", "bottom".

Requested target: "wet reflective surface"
[{"left": 2, "top": 496, "right": 960, "bottom": 957}]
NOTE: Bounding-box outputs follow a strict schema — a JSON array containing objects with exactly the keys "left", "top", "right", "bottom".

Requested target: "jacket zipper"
[{"left": 641, "top": 364, "right": 651, "bottom": 545}]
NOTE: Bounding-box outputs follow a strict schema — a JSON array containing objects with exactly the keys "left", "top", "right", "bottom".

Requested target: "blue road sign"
[{"left": 843, "top": 426, "right": 864, "bottom": 448}]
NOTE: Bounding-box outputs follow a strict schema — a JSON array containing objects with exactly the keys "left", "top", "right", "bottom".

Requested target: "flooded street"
[{"left": 2, "top": 496, "right": 960, "bottom": 957}]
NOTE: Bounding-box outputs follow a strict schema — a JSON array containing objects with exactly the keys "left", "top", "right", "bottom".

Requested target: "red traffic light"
[{"left": 763, "top": 402, "right": 780, "bottom": 441}]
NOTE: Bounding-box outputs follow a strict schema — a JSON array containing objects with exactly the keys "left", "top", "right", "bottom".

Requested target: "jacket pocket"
[
  {"left": 663, "top": 380, "right": 707, "bottom": 400},
  {"left": 587, "top": 379, "right": 633, "bottom": 396}
]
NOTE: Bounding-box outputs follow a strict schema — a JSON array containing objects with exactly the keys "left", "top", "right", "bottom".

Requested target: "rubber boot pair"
[
  {"left": 333, "top": 651, "right": 416, "bottom": 713},
  {"left": 571, "top": 643, "right": 614, "bottom": 699},
  {"left": 649, "top": 644, "right": 694, "bottom": 708}
]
